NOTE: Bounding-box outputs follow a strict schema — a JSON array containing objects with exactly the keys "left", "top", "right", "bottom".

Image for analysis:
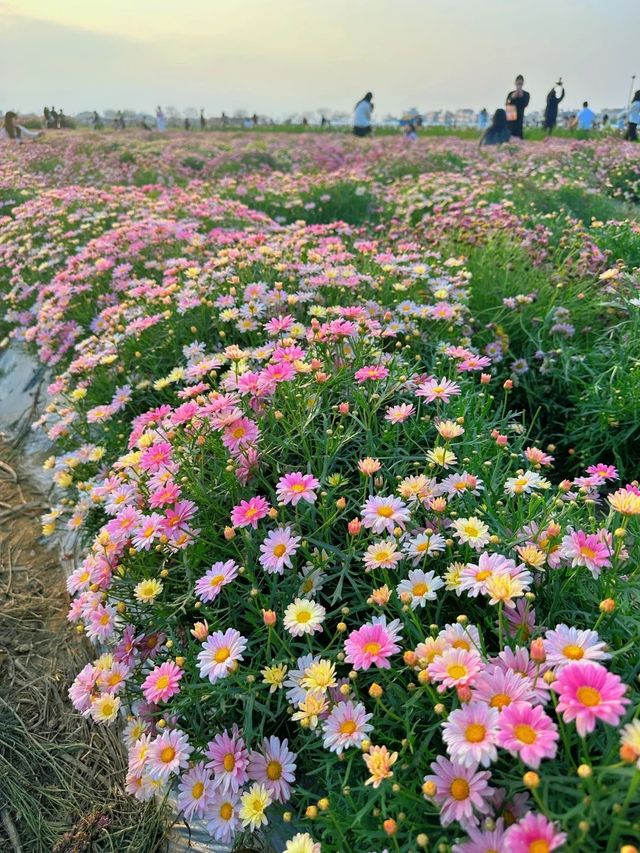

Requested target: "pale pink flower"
[
  {"left": 206, "top": 790, "right": 241, "bottom": 842},
  {"left": 396, "top": 569, "right": 444, "bottom": 608},
  {"left": 360, "top": 495, "right": 410, "bottom": 534},
  {"left": 363, "top": 539, "right": 403, "bottom": 571},
  {"left": 471, "top": 666, "right": 535, "bottom": 712},
  {"left": 197, "top": 629, "right": 247, "bottom": 683},
  {"left": 322, "top": 700, "right": 373, "bottom": 754},
  {"left": 452, "top": 818, "right": 508, "bottom": 853},
  {"left": 194, "top": 560, "right": 239, "bottom": 602},
  {"left": 384, "top": 403, "right": 415, "bottom": 423},
  {"left": 428, "top": 648, "right": 483, "bottom": 693},
  {"left": 147, "top": 728, "right": 192, "bottom": 781},
  {"left": 177, "top": 762, "right": 212, "bottom": 820},
  {"left": 423, "top": 755, "right": 494, "bottom": 828},
  {"left": 259, "top": 526, "right": 301, "bottom": 574},
  {"left": 560, "top": 528, "right": 612, "bottom": 577},
  {"left": 415, "top": 376, "right": 461, "bottom": 403},
  {"left": 206, "top": 725, "right": 250, "bottom": 792},
  {"left": 442, "top": 702, "right": 500, "bottom": 767},
  {"left": 354, "top": 364, "right": 389, "bottom": 383},
  {"left": 543, "top": 623, "right": 609, "bottom": 670},
  {"left": 247, "top": 736, "right": 297, "bottom": 802}
]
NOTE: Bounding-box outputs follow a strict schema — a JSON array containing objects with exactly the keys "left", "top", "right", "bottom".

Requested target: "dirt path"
[{"left": 0, "top": 442, "right": 167, "bottom": 853}]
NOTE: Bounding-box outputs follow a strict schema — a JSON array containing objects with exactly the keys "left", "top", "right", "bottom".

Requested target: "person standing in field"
[
  {"left": 156, "top": 107, "right": 166, "bottom": 131},
  {"left": 626, "top": 90, "right": 640, "bottom": 141},
  {"left": 479, "top": 108, "right": 512, "bottom": 146},
  {"left": 505, "top": 75, "right": 530, "bottom": 139},
  {"left": 477, "top": 108, "right": 489, "bottom": 130},
  {"left": 353, "top": 92, "right": 373, "bottom": 137},
  {"left": 200, "top": 109, "right": 206, "bottom": 130},
  {"left": 544, "top": 80, "right": 565, "bottom": 135},
  {"left": 576, "top": 101, "right": 596, "bottom": 131}
]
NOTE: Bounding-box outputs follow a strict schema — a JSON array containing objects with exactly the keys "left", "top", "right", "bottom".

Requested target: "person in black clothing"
[
  {"left": 200, "top": 109, "right": 206, "bottom": 130},
  {"left": 544, "top": 80, "right": 565, "bottom": 135},
  {"left": 505, "top": 74, "right": 530, "bottom": 139},
  {"left": 479, "top": 109, "right": 512, "bottom": 147}
]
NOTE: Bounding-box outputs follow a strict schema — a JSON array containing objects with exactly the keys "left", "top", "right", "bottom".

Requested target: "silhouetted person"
[
  {"left": 477, "top": 108, "right": 489, "bottom": 130},
  {"left": 1, "top": 111, "right": 42, "bottom": 142},
  {"left": 302, "top": 116, "right": 309, "bottom": 127},
  {"left": 577, "top": 101, "right": 596, "bottom": 131},
  {"left": 200, "top": 109, "right": 206, "bottom": 130},
  {"left": 221, "top": 111, "right": 229, "bottom": 127},
  {"left": 505, "top": 75, "right": 530, "bottom": 139},
  {"left": 544, "top": 81, "right": 565, "bottom": 135},
  {"left": 184, "top": 117, "right": 191, "bottom": 130},
  {"left": 156, "top": 107, "right": 166, "bottom": 131},
  {"left": 626, "top": 89, "right": 640, "bottom": 141},
  {"left": 479, "top": 108, "right": 512, "bottom": 147},
  {"left": 51, "top": 106, "right": 59, "bottom": 129},
  {"left": 321, "top": 115, "right": 328, "bottom": 126},
  {"left": 92, "top": 110, "right": 102, "bottom": 130},
  {"left": 353, "top": 92, "right": 373, "bottom": 137},
  {"left": 601, "top": 113, "right": 609, "bottom": 128},
  {"left": 43, "top": 106, "right": 50, "bottom": 128},
  {"left": 252, "top": 113, "right": 258, "bottom": 126}
]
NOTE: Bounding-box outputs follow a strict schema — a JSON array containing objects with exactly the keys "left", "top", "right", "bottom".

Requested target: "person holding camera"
[
  {"left": 505, "top": 74, "right": 530, "bottom": 139},
  {"left": 544, "top": 79, "right": 565, "bottom": 135}
]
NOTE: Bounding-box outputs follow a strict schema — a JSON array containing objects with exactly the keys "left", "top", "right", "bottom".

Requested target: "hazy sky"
[{"left": 1, "top": 0, "right": 638, "bottom": 117}]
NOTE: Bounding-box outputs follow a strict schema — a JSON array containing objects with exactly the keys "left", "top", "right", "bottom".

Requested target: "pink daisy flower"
[
  {"left": 194, "top": 560, "right": 239, "bottom": 602},
  {"left": 459, "top": 552, "right": 518, "bottom": 597},
  {"left": 384, "top": 403, "right": 415, "bottom": 423},
  {"left": 276, "top": 472, "right": 320, "bottom": 506},
  {"left": 206, "top": 725, "right": 250, "bottom": 792},
  {"left": 471, "top": 665, "right": 535, "bottom": 712},
  {"left": 177, "top": 762, "right": 212, "bottom": 821},
  {"left": 206, "top": 790, "right": 240, "bottom": 842},
  {"left": 423, "top": 755, "right": 494, "bottom": 828},
  {"left": 221, "top": 417, "right": 259, "bottom": 452},
  {"left": 554, "top": 661, "right": 629, "bottom": 736},
  {"left": 504, "top": 812, "right": 567, "bottom": 853},
  {"left": 491, "top": 646, "right": 551, "bottom": 705},
  {"left": 415, "top": 376, "right": 461, "bottom": 403},
  {"left": 560, "top": 529, "right": 612, "bottom": 578},
  {"left": 496, "top": 702, "right": 559, "bottom": 768},
  {"left": 247, "top": 736, "right": 297, "bottom": 802},
  {"left": 147, "top": 728, "right": 192, "bottom": 781},
  {"left": 141, "top": 661, "right": 183, "bottom": 704},
  {"left": 230, "top": 495, "right": 270, "bottom": 529},
  {"left": 322, "top": 700, "right": 373, "bottom": 754},
  {"left": 452, "top": 818, "right": 507, "bottom": 853},
  {"left": 132, "top": 513, "right": 165, "bottom": 551},
  {"left": 428, "top": 648, "right": 483, "bottom": 693},
  {"left": 354, "top": 364, "right": 390, "bottom": 383},
  {"left": 344, "top": 616, "right": 402, "bottom": 670},
  {"left": 442, "top": 703, "right": 500, "bottom": 767},
  {"left": 585, "top": 463, "right": 619, "bottom": 481},
  {"left": 363, "top": 539, "right": 403, "bottom": 571},
  {"left": 360, "top": 495, "right": 410, "bottom": 535},
  {"left": 543, "top": 624, "right": 609, "bottom": 670},
  {"left": 259, "top": 526, "right": 301, "bottom": 574},
  {"left": 197, "top": 629, "right": 247, "bottom": 683}
]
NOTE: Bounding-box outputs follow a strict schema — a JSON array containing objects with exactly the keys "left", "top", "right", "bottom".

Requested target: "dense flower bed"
[{"left": 1, "top": 132, "right": 639, "bottom": 852}]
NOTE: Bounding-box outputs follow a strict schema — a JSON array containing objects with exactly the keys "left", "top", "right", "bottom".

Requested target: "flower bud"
[
  {"left": 422, "top": 780, "right": 437, "bottom": 798},
  {"left": 503, "top": 379, "right": 513, "bottom": 390},
  {"left": 338, "top": 402, "right": 350, "bottom": 415},
  {"left": 335, "top": 497, "right": 346, "bottom": 510},
  {"left": 383, "top": 819, "right": 397, "bottom": 836},
  {"left": 599, "top": 598, "right": 615, "bottom": 614},
  {"left": 368, "top": 683, "right": 384, "bottom": 699},
  {"left": 262, "top": 609, "right": 277, "bottom": 627},
  {"left": 523, "top": 771, "right": 540, "bottom": 789},
  {"left": 456, "top": 685, "right": 472, "bottom": 703},
  {"left": 348, "top": 517, "right": 362, "bottom": 535},
  {"left": 305, "top": 805, "right": 318, "bottom": 819},
  {"left": 223, "top": 526, "right": 236, "bottom": 540},
  {"left": 577, "top": 764, "right": 592, "bottom": 779},
  {"left": 530, "top": 638, "right": 546, "bottom": 664}
]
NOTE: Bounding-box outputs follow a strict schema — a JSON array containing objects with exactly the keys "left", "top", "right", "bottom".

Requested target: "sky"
[{"left": 1, "top": 0, "right": 638, "bottom": 117}]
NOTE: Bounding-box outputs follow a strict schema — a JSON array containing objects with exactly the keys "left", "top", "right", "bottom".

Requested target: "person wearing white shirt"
[
  {"left": 0, "top": 111, "right": 42, "bottom": 142},
  {"left": 576, "top": 101, "right": 596, "bottom": 131},
  {"left": 626, "top": 89, "right": 640, "bottom": 141},
  {"left": 353, "top": 92, "right": 373, "bottom": 137}
]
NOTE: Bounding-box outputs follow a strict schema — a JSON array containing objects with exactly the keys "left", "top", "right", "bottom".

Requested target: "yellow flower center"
[
  {"left": 245, "top": 507, "right": 258, "bottom": 518},
  {"left": 563, "top": 644, "right": 584, "bottom": 660},
  {"left": 219, "top": 802, "right": 233, "bottom": 820},
  {"left": 577, "top": 686, "right": 601, "bottom": 707},
  {"left": 209, "top": 574, "right": 225, "bottom": 587},
  {"left": 465, "top": 723, "right": 486, "bottom": 743},
  {"left": 412, "top": 582, "right": 429, "bottom": 597},
  {"left": 463, "top": 523, "right": 480, "bottom": 537},
  {"left": 447, "top": 663, "right": 467, "bottom": 679},
  {"left": 490, "top": 692, "right": 511, "bottom": 710},
  {"left": 529, "top": 842, "right": 550, "bottom": 853},
  {"left": 155, "top": 675, "right": 170, "bottom": 691},
  {"left": 301, "top": 579, "right": 314, "bottom": 593},
  {"left": 374, "top": 550, "right": 392, "bottom": 562},
  {"left": 475, "top": 570, "right": 491, "bottom": 581},
  {"left": 160, "top": 746, "right": 176, "bottom": 763},
  {"left": 452, "top": 639, "right": 471, "bottom": 650},
  {"left": 266, "top": 760, "right": 282, "bottom": 780},
  {"left": 223, "top": 753, "right": 235, "bottom": 772},
  {"left": 364, "top": 641, "right": 382, "bottom": 655},
  {"left": 580, "top": 545, "right": 596, "bottom": 560},
  {"left": 191, "top": 781, "right": 204, "bottom": 799},
  {"left": 377, "top": 505, "right": 394, "bottom": 518},
  {"left": 296, "top": 610, "right": 312, "bottom": 623},
  {"left": 339, "top": 720, "right": 357, "bottom": 735},
  {"left": 291, "top": 483, "right": 305, "bottom": 492},
  {"left": 214, "top": 647, "right": 231, "bottom": 663},
  {"left": 231, "top": 426, "right": 246, "bottom": 439},
  {"left": 450, "top": 778, "right": 470, "bottom": 801},
  {"left": 273, "top": 543, "right": 287, "bottom": 557},
  {"left": 514, "top": 724, "right": 537, "bottom": 745}
]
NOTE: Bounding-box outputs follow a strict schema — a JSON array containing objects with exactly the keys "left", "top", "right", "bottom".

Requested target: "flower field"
[{"left": 1, "top": 131, "right": 639, "bottom": 853}]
